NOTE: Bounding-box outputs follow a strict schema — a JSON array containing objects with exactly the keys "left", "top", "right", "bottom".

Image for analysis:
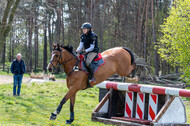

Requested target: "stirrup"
[{"left": 73, "top": 66, "right": 79, "bottom": 71}]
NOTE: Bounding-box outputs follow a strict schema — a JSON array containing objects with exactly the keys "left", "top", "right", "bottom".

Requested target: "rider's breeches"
[{"left": 85, "top": 52, "right": 97, "bottom": 66}]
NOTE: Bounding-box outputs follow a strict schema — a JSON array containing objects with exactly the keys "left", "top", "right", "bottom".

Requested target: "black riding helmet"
[{"left": 81, "top": 22, "right": 92, "bottom": 29}]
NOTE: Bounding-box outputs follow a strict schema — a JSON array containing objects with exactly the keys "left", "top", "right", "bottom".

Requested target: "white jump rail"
[{"left": 96, "top": 81, "right": 190, "bottom": 97}]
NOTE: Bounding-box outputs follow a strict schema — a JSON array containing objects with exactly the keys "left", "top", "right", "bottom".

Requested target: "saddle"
[{"left": 78, "top": 53, "right": 105, "bottom": 74}]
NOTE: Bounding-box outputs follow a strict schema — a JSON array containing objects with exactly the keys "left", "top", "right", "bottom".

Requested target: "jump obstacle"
[{"left": 92, "top": 81, "right": 190, "bottom": 126}]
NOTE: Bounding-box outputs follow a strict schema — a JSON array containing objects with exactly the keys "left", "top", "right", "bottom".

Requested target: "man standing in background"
[{"left": 10, "top": 53, "right": 26, "bottom": 96}]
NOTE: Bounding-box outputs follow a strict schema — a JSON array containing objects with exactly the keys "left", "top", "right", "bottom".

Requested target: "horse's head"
[{"left": 47, "top": 43, "right": 74, "bottom": 72}]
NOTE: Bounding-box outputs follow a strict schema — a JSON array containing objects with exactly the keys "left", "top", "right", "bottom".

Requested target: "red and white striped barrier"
[
  {"left": 94, "top": 81, "right": 190, "bottom": 125},
  {"left": 135, "top": 92, "right": 145, "bottom": 119},
  {"left": 125, "top": 92, "right": 134, "bottom": 117},
  {"left": 148, "top": 94, "right": 158, "bottom": 121},
  {"left": 97, "top": 81, "right": 190, "bottom": 98}
]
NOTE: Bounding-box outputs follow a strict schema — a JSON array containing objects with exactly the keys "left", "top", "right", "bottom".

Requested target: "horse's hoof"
[
  {"left": 66, "top": 119, "right": 74, "bottom": 124},
  {"left": 49, "top": 113, "right": 57, "bottom": 120}
]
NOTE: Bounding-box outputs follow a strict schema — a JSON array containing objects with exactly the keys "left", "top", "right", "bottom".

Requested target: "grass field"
[
  {"left": 0, "top": 81, "right": 189, "bottom": 126},
  {"left": 0, "top": 71, "right": 30, "bottom": 77},
  {"left": 0, "top": 81, "right": 109, "bottom": 126}
]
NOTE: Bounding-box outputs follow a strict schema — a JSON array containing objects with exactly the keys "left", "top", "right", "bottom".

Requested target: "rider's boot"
[{"left": 87, "top": 63, "right": 96, "bottom": 83}]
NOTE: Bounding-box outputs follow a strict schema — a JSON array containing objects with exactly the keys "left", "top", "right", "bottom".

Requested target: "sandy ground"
[
  {"left": 0, "top": 75, "right": 65, "bottom": 85},
  {"left": 0, "top": 75, "right": 31, "bottom": 85}
]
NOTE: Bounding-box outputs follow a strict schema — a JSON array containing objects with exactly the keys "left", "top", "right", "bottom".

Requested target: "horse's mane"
[
  {"left": 53, "top": 43, "right": 74, "bottom": 55},
  {"left": 61, "top": 45, "right": 74, "bottom": 55}
]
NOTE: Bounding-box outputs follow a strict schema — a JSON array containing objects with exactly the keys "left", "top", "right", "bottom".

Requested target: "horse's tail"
[
  {"left": 122, "top": 47, "right": 136, "bottom": 77},
  {"left": 122, "top": 47, "right": 135, "bottom": 65}
]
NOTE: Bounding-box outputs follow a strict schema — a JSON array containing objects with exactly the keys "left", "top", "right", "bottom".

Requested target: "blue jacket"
[{"left": 10, "top": 59, "right": 26, "bottom": 75}]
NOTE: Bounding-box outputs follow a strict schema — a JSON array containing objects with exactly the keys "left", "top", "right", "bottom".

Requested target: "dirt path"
[{"left": 0, "top": 75, "right": 31, "bottom": 85}]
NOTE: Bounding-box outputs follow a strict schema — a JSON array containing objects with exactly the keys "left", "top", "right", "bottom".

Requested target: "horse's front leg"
[
  {"left": 49, "top": 88, "right": 77, "bottom": 120},
  {"left": 66, "top": 93, "right": 76, "bottom": 124}
]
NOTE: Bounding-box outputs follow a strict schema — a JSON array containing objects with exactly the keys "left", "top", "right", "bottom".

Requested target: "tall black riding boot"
[{"left": 87, "top": 63, "right": 96, "bottom": 83}]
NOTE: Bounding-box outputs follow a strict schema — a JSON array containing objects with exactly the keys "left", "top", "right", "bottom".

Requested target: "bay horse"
[{"left": 47, "top": 44, "right": 136, "bottom": 124}]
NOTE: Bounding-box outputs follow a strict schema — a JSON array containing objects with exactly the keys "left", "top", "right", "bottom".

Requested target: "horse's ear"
[
  {"left": 53, "top": 44, "right": 56, "bottom": 50},
  {"left": 57, "top": 43, "right": 60, "bottom": 49},
  {"left": 60, "top": 44, "right": 64, "bottom": 49},
  {"left": 69, "top": 45, "right": 73, "bottom": 52}
]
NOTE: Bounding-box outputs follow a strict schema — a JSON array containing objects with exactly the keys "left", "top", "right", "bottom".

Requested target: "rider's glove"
[{"left": 79, "top": 50, "right": 86, "bottom": 55}]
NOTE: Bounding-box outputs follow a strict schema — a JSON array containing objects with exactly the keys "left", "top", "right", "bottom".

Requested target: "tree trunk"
[
  {"left": 48, "top": 12, "right": 53, "bottom": 52},
  {"left": 61, "top": 3, "right": 64, "bottom": 45},
  {"left": 137, "top": 0, "right": 142, "bottom": 56},
  {"left": 0, "top": 0, "right": 13, "bottom": 49},
  {"left": 43, "top": 21, "right": 47, "bottom": 72},
  {"left": 28, "top": 17, "right": 33, "bottom": 72},
  {"left": 151, "top": 0, "right": 158, "bottom": 76},
  {"left": 144, "top": 0, "right": 149, "bottom": 62},
  {"left": 9, "top": 30, "right": 12, "bottom": 62},
  {"left": 139, "top": 1, "right": 147, "bottom": 57},
  {"left": 24, "top": 21, "right": 28, "bottom": 68},
  {"left": 34, "top": 13, "right": 39, "bottom": 71},
  {"left": 12, "top": 27, "right": 15, "bottom": 61},
  {"left": 55, "top": 7, "right": 61, "bottom": 43},
  {"left": 97, "top": 0, "right": 104, "bottom": 52},
  {"left": 2, "top": 34, "right": 6, "bottom": 71},
  {"left": 0, "top": 0, "right": 20, "bottom": 69},
  {"left": 51, "top": 13, "right": 55, "bottom": 45}
]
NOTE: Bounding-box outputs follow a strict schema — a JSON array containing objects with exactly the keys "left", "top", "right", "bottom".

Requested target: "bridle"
[
  {"left": 49, "top": 50, "right": 80, "bottom": 76},
  {"left": 50, "top": 50, "right": 74, "bottom": 69}
]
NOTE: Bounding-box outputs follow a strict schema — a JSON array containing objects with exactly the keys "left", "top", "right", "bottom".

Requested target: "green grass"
[
  {"left": 0, "top": 70, "right": 30, "bottom": 77},
  {"left": 0, "top": 71, "right": 13, "bottom": 76},
  {"left": 0, "top": 81, "right": 109, "bottom": 126},
  {"left": 186, "top": 101, "right": 190, "bottom": 123},
  {"left": 54, "top": 73, "right": 67, "bottom": 79},
  {"left": 0, "top": 81, "right": 190, "bottom": 126}
]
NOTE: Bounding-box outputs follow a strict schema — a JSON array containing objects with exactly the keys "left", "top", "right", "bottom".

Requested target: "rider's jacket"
[{"left": 79, "top": 30, "right": 99, "bottom": 53}]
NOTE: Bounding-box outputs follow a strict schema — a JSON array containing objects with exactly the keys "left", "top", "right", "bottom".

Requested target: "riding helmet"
[{"left": 81, "top": 22, "right": 92, "bottom": 29}]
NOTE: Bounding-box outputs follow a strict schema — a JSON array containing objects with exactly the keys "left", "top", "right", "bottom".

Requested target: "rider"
[{"left": 76, "top": 22, "right": 99, "bottom": 83}]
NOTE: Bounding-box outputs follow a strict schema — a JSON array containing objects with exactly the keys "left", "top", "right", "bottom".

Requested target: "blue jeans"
[{"left": 13, "top": 74, "right": 23, "bottom": 95}]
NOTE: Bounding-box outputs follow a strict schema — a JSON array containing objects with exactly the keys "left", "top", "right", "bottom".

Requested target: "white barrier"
[{"left": 91, "top": 81, "right": 190, "bottom": 126}]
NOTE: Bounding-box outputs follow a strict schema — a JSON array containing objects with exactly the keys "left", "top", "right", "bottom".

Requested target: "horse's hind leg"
[
  {"left": 49, "top": 88, "right": 77, "bottom": 120},
  {"left": 66, "top": 93, "right": 76, "bottom": 124}
]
